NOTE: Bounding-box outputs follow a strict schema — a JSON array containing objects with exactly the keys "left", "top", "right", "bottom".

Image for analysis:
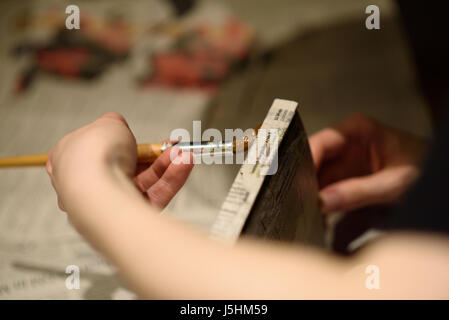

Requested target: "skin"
[
  {"left": 309, "top": 114, "right": 427, "bottom": 213},
  {"left": 46, "top": 112, "right": 449, "bottom": 299}
]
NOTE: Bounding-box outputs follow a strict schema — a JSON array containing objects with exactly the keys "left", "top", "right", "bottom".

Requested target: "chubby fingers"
[{"left": 134, "top": 147, "right": 194, "bottom": 208}]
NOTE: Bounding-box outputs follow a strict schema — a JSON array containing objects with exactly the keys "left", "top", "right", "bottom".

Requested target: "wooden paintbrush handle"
[
  {"left": 0, "top": 143, "right": 164, "bottom": 168},
  {"left": 0, "top": 153, "right": 49, "bottom": 167}
]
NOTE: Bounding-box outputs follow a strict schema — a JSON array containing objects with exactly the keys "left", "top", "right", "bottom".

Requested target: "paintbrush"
[{"left": 0, "top": 127, "right": 259, "bottom": 168}]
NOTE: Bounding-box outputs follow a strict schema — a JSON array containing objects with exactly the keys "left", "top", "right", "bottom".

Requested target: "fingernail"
[
  {"left": 175, "top": 152, "right": 192, "bottom": 165},
  {"left": 320, "top": 189, "right": 341, "bottom": 213}
]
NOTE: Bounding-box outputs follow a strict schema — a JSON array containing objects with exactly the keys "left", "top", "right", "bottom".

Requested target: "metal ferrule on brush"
[{"left": 160, "top": 141, "right": 235, "bottom": 156}]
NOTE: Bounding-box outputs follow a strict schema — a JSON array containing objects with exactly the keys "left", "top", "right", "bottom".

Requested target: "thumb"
[{"left": 319, "top": 167, "right": 416, "bottom": 213}]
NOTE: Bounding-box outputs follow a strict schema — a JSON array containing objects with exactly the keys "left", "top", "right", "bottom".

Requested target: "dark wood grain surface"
[{"left": 242, "top": 111, "right": 324, "bottom": 247}]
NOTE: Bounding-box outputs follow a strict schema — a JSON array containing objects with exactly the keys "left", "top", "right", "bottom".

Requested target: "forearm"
[
  {"left": 63, "top": 165, "right": 204, "bottom": 297},
  {"left": 48, "top": 113, "right": 449, "bottom": 299},
  {"left": 63, "top": 165, "right": 221, "bottom": 297},
  {"left": 63, "top": 167, "right": 449, "bottom": 299},
  {"left": 62, "top": 165, "right": 348, "bottom": 298}
]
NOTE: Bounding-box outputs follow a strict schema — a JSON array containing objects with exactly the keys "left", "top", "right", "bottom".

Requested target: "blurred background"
[{"left": 0, "top": 0, "right": 433, "bottom": 299}]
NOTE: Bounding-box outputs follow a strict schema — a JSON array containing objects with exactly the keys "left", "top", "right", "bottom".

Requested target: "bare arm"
[
  {"left": 47, "top": 113, "right": 449, "bottom": 299},
  {"left": 64, "top": 167, "right": 449, "bottom": 299}
]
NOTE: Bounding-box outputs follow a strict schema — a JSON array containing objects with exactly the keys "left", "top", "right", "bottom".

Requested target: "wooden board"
[{"left": 210, "top": 99, "right": 324, "bottom": 247}]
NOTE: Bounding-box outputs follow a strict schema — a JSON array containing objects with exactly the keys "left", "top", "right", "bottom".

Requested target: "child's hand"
[
  {"left": 309, "top": 114, "right": 427, "bottom": 214},
  {"left": 46, "top": 112, "right": 193, "bottom": 212}
]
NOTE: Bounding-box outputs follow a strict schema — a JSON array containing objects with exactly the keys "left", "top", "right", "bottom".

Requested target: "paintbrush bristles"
[{"left": 232, "top": 126, "right": 259, "bottom": 153}]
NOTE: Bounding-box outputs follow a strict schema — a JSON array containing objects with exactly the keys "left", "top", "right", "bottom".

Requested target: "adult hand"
[{"left": 309, "top": 114, "right": 427, "bottom": 214}]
